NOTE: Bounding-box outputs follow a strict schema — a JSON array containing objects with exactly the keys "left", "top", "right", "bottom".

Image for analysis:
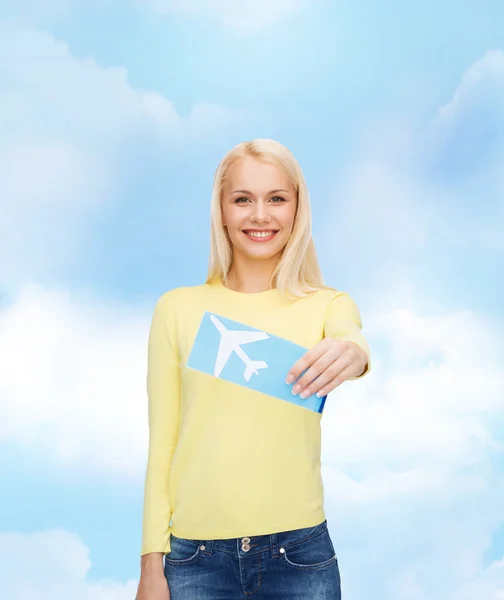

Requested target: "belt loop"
[{"left": 270, "top": 533, "right": 278, "bottom": 558}]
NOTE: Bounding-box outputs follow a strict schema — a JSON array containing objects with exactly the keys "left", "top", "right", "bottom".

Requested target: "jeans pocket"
[
  {"left": 164, "top": 536, "right": 201, "bottom": 566},
  {"left": 281, "top": 528, "right": 337, "bottom": 570}
]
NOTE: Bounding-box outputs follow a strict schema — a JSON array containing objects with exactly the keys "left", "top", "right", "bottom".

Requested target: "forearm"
[{"left": 140, "top": 552, "right": 164, "bottom": 576}]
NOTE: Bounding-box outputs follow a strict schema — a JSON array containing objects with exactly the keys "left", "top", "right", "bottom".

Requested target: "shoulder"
[
  {"left": 303, "top": 287, "right": 362, "bottom": 321},
  {"left": 156, "top": 283, "right": 207, "bottom": 303},
  {"left": 149, "top": 285, "right": 207, "bottom": 335},
  {"left": 302, "top": 286, "right": 353, "bottom": 306}
]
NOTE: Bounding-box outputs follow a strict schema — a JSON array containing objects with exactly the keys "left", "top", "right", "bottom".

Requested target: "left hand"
[{"left": 285, "top": 338, "right": 368, "bottom": 399}]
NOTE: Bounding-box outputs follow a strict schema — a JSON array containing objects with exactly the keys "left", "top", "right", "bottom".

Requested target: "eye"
[
  {"left": 270, "top": 195, "right": 286, "bottom": 202},
  {"left": 234, "top": 196, "right": 250, "bottom": 204}
]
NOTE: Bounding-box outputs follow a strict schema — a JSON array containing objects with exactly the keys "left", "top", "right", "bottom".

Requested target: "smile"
[{"left": 242, "top": 230, "right": 279, "bottom": 242}]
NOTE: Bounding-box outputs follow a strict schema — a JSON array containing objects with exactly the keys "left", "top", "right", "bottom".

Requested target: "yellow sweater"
[{"left": 141, "top": 279, "right": 370, "bottom": 555}]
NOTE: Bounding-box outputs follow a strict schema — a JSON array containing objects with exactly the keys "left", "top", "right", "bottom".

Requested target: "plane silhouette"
[{"left": 210, "top": 314, "right": 269, "bottom": 382}]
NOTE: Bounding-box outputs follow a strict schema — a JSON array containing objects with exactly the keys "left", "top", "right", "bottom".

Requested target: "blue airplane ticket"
[{"left": 186, "top": 311, "right": 327, "bottom": 414}]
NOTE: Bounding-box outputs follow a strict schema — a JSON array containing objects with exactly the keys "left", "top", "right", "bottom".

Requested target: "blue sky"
[{"left": 0, "top": 1, "right": 503, "bottom": 598}]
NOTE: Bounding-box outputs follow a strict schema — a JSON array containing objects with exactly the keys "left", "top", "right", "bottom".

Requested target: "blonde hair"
[{"left": 206, "top": 138, "right": 331, "bottom": 300}]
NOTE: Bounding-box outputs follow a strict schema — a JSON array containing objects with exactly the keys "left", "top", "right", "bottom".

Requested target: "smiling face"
[{"left": 221, "top": 156, "right": 298, "bottom": 265}]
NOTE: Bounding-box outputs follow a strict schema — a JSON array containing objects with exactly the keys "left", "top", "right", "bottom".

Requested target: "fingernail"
[
  {"left": 286, "top": 374, "right": 294, "bottom": 384},
  {"left": 300, "top": 391, "right": 309, "bottom": 399},
  {"left": 292, "top": 385, "right": 300, "bottom": 395}
]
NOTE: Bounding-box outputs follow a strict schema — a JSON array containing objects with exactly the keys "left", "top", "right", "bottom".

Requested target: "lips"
[{"left": 242, "top": 229, "right": 279, "bottom": 242}]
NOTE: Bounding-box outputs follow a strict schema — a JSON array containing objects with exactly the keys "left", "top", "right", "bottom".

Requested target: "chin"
[{"left": 242, "top": 245, "right": 285, "bottom": 261}]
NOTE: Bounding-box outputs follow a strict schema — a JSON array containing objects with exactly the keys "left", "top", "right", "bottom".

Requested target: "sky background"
[{"left": 0, "top": 1, "right": 503, "bottom": 598}]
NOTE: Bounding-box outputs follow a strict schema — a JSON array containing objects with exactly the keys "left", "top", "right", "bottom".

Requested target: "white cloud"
[
  {"left": 432, "top": 50, "right": 504, "bottom": 250},
  {"left": 437, "top": 49, "right": 504, "bottom": 124},
  {"left": 0, "top": 22, "right": 246, "bottom": 290},
  {"left": 320, "top": 304, "right": 504, "bottom": 598},
  {"left": 322, "top": 304, "right": 504, "bottom": 502},
  {"left": 1, "top": 25, "right": 503, "bottom": 599},
  {"left": 317, "top": 50, "right": 504, "bottom": 600},
  {"left": 0, "top": 24, "right": 181, "bottom": 139},
  {"left": 0, "top": 529, "right": 137, "bottom": 600},
  {"left": 0, "top": 283, "right": 150, "bottom": 477},
  {"left": 458, "top": 558, "right": 504, "bottom": 600},
  {"left": 1, "top": 283, "right": 503, "bottom": 600},
  {"left": 323, "top": 48, "right": 504, "bottom": 281},
  {"left": 143, "top": 0, "right": 309, "bottom": 33}
]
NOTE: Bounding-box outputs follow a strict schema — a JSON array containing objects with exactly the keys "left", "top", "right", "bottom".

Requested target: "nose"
[{"left": 250, "top": 200, "right": 271, "bottom": 224}]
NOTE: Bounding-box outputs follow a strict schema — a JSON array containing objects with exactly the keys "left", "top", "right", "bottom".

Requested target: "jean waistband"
[{"left": 172, "top": 519, "right": 328, "bottom": 559}]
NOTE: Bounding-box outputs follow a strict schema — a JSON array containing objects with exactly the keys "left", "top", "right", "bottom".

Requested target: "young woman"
[{"left": 136, "top": 139, "right": 370, "bottom": 600}]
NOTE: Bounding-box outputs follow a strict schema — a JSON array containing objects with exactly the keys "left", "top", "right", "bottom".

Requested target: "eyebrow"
[{"left": 230, "top": 189, "right": 291, "bottom": 195}]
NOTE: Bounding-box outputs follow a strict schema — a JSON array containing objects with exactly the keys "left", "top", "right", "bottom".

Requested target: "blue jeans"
[{"left": 164, "top": 519, "right": 341, "bottom": 599}]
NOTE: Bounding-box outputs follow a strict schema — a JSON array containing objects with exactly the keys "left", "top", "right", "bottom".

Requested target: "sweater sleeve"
[
  {"left": 324, "top": 292, "right": 371, "bottom": 380},
  {"left": 141, "top": 293, "right": 180, "bottom": 556}
]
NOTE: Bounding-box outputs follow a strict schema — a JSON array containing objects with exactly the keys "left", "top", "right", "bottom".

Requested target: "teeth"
[{"left": 246, "top": 231, "right": 276, "bottom": 238}]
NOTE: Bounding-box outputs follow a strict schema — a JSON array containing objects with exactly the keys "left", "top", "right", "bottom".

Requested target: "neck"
[{"left": 225, "top": 254, "right": 280, "bottom": 293}]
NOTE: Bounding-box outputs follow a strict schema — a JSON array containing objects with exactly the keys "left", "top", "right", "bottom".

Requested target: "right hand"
[
  {"left": 136, "top": 553, "right": 170, "bottom": 600},
  {"left": 136, "top": 573, "right": 170, "bottom": 600}
]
